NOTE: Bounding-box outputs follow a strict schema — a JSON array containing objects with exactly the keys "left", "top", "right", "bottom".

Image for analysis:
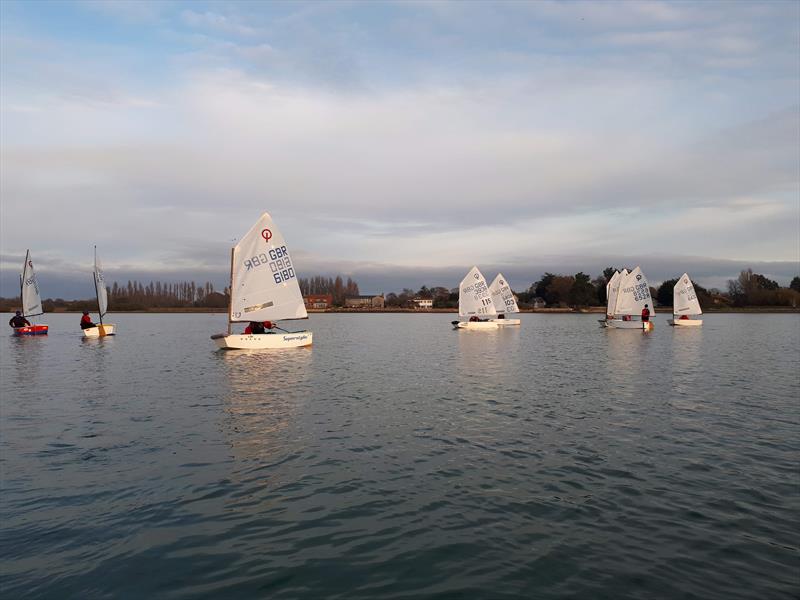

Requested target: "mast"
[
  {"left": 227, "top": 247, "right": 234, "bottom": 335},
  {"left": 93, "top": 245, "right": 103, "bottom": 327},
  {"left": 21, "top": 250, "right": 30, "bottom": 324}
]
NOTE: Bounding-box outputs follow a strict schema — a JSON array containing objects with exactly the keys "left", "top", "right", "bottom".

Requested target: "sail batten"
[
  {"left": 229, "top": 213, "right": 308, "bottom": 323},
  {"left": 458, "top": 266, "right": 496, "bottom": 317},
  {"left": 21, "top": 250, "right": 44, "bottom": 317},
  {"left": 489, "top": 273, "right": 519, "bottom": 314},
  {"left": 673, "top": 273, "right": 702, "bottom": 315}
]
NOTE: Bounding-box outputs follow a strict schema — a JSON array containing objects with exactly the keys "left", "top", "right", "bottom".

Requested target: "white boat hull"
[
  {"left": 603, "top": 319, "right": 654, "bottom": 331},
  {"left": 82, "top": 324, "right": 116, "bottom": 338},
  {"left": 668, "top": 318, "right": 703, "bottom": 327},
  {"left": 454, "top": 321, "right": 502, "bottom": 330},
  {"left": 489, "top": 318, "right": 520, "bottom": 326},
  {"left": 211, "top": 331, "right": 313, "bottom": 349}
]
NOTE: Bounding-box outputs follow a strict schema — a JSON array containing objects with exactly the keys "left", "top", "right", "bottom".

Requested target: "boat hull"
[
  {"left": 489, "top": 318, "right": 521, "bottom": 326},
  {"left": 668, "top": 318, "right": 703, "bottom": 327},
  {"left": 12, "top": 324, "right": 49, "bottom": 336},
  {"left": 82, "top": 324, "right": 116, "bottom": 338},
  {"left": 454, "top": 321, "right": 502, "bottom": 330},
  {"left": 211, "top": 331, "right": 313, "bottom": 349},
  {"left": 603, "top": 319, "right": 654, "bottom": 331}
]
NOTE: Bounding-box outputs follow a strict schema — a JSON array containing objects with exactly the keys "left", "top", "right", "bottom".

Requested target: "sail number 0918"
[{"left": 243, "top": 246, "right": 296, "bottom": 284}]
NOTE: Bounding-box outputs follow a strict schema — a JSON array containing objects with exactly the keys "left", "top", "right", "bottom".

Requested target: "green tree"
[
  {"left": 569, "top": 272, "right": 595, "bottom": 306},
  {"left": 791, "top": 276, "right": 800, "bottom": 292}
]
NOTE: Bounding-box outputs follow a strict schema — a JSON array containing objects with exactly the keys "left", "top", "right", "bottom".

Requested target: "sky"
[{"left": 1, "top": 0, "right": 798, "bottom": 298}]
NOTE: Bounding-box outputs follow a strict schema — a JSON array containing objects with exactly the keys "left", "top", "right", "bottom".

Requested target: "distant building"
[
  {"left": 304, "top": 294, "right": 333, "bottom": 310},
  {"left": 412, "top": 297, "right": 433, "bottom": 310},
  {"left": 532, "top": 297, "right": 546, "bottom": 309},
  {"left": 344, "top": 295, "right": 385, "bottom": 309}
]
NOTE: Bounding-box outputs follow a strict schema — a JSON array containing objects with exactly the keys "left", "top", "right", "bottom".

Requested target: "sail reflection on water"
[{"left": 218, "top": 349, "right": 314, "bottom": 464}]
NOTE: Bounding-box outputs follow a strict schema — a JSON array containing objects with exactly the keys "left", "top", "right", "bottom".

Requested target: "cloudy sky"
[{"left": 1, "top": 0, "right": 798, "bottom": 297}]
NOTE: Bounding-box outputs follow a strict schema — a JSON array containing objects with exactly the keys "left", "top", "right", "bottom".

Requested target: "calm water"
[{"left": 1, "top": 313, "right": 798, "bottom": 599}]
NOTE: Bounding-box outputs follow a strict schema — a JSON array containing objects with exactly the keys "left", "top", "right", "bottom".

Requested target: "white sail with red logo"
[
  {"left": 229, "top": 212, "right": 308, "bottom": 324},
  {"left": 673, "top": 273, "right": 702, "bottom": 316},
  {"left": 489, "top": 273, "right": 519, "bottom": 314},
  {"left": 20, "top": 250, "right": 44, "bottom": 317},
  {"left": 614, "top": 266, "right": 654, "bottom": 316},
  {"left": 458, "top": 266, "right": 496, "bottom": 318}
]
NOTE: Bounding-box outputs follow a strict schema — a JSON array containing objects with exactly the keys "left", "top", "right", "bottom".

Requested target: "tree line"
[
  {"left": 0, "top": 274, "right": 363, "bottom": 311},
  {"left": 385, "top": 268, "right": 800, "bottom": 310},
  {"left": 298, "top": 276, "right": 359, "bottom": 306},
  {"left": 1, "top": 269, "right": 797, "bottom": 312}
]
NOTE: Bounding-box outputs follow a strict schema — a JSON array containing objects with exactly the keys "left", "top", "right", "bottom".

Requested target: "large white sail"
[
  {"left": 459, "top": 266, "right": 496, "bottom": 317},
  {"left": 94, "top": 247, "right": 108, "bottom": 318},
  {"left": 673, "top": 273, "right": 702, "bottom": 316},
  {"left": 489, "top": 273, "right": 519, "bottom": 314},
  {"left": 20, "top": 250, "right": 43, "bottom": 317},
  {"left": 230, "top": 213, "right": 308, "bottom": 323},
  {"left": 615, "top": 266, "right": 654, "bottom": 316}
]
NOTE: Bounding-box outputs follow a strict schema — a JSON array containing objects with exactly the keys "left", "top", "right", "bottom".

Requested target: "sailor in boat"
[
  {"left": 468, "top": 316, "right": 487, "bottom": 322},
  {"left": 641, "top": 304, "right": 651, "bottom": 323},
  {"left": 9, "top": 311, "right": 30, "bottom": 329},
  {"left": 244, "top": 320, "right": 276, "bottom": 335},
  {"left": 679, "top": 315, "right": 689, "bottom": 320},
  {"left": 80, "top": 311, "right": 96, "bottom": 330}
]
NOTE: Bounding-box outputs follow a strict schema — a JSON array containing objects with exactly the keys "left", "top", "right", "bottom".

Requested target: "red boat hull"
[{"left": 12, "top": 325, "right": 49, "bottom": 336}]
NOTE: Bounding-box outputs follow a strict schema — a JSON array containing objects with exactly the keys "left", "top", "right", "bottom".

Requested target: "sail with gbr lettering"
[
  {"left": 489, "top": 273, "right": 519, "bottom": 314},
  {"left": 230, "top": 213, "right": 308, "bottom": 323},
  {"left": 21, "top": 250, "right": 44, "bottom": 317},
  {"left": 614, "top": 266, "right": 654, "bottom": 316},
  {"left": 673, "top": 273, "right": 702, "bottom": 316},
  {"left": 458, "top": 266, "right": 496, "bottom": 317}
]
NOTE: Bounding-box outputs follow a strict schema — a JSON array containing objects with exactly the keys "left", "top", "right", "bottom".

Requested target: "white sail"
[
  {"left": 458, "top": 266, "right": 496, "bottom": 317},
  {"left": 489, "top": 273, "right": 519, "bottom": 314},
  {"left": 605, "top": 271, "right": 620, "bottom": 315},
  {"left": 615, "top": 266, "right": 654, "bottom": 316},
  {"left": 93, "top": 247, "right": 109, "bottom": 318},
  {"left": 20, "top": 250, "right": 44, "bottom": 317},
  {"left": 608, "top": 269, "right": 629, "bottom": 316},
  {"left": 230, "top": 213, "right": 308, "bottom": 323},
  {"left": 673, "top": 273, "right": 702, "bottom": 316}
]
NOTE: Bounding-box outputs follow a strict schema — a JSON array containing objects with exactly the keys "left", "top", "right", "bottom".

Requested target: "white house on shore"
[{"left": 412, "top": 297, "right": 433, "bottom": 310}]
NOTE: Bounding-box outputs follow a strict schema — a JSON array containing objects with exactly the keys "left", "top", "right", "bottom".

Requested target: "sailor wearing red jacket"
[
  {"left": 641, "top": 304, "right": 651, "bottom": 322},
  {"left": 80, "top": 311, "right": 96, "bottom": 330}
]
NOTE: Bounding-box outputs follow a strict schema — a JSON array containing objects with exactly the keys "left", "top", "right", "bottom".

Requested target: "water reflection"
[
  {"left": 455, "top": 327, "right": 521, "bottom": 378},
  {"left": 669, "top": 325, "right": 704, "bottom": 401},
  {"left": 217, "top": 349, "right": 313, "bottom": 463},
  {"left": 6, "top": 335, "right": 46, "bottom": 385}
]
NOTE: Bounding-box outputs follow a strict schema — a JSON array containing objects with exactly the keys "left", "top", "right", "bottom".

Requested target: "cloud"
[{"left": 0, "top": 1, "right": 798, "bottom": 298}]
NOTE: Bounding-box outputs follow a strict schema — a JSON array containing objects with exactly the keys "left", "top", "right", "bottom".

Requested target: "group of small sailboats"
[
  {"left": 452, "top": 267, "right": 521, "bottom": 329},
  {"left": 11, "top": 213, "right": 704, "bottom": 347},
  {"left": 601, "top": 267, "right": 703, "bottom": 330},
  {"left": 10, "top": 247, "right": 115, "bottom": 338}
]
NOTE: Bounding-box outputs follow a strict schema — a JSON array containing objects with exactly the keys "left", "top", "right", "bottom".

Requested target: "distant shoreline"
[{"left": 14, "top": 307, "right": 800, "bottom": 315}]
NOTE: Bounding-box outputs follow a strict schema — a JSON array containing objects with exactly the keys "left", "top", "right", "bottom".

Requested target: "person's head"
[
  {"left": 15, "top": 311, "right": 21, "bottom": 316},
  {"left": 264, "top": 321, "right": 273, "bottom": 329},
  {"left": 644, "top": 304, "right": 649, "bottom": 308},
  {"left": 83, "top": 311, "right": 89, "bottom": 315}
]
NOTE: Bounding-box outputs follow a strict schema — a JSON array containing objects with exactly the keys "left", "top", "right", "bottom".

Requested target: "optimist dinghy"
[
  {"left": 211, "top": 212, "right": 312, "bottom": 350},
  {"left": 668, "top": 273, "right": 703, "bottom": 327},
  {"left": 13, "top": 250, "right": 48, "bottom": 336},
  {"left": 602, "top": 267, "right": 654, "bottom": 331},
  {"left": 452, "top": 267, "right": 501, "bottom": 330},
  {"left": 488, "top": 273, "right": 521, "bottom": 326},
  {"left": 82, "top": 247, "right": 116, "bottom": 338}
]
